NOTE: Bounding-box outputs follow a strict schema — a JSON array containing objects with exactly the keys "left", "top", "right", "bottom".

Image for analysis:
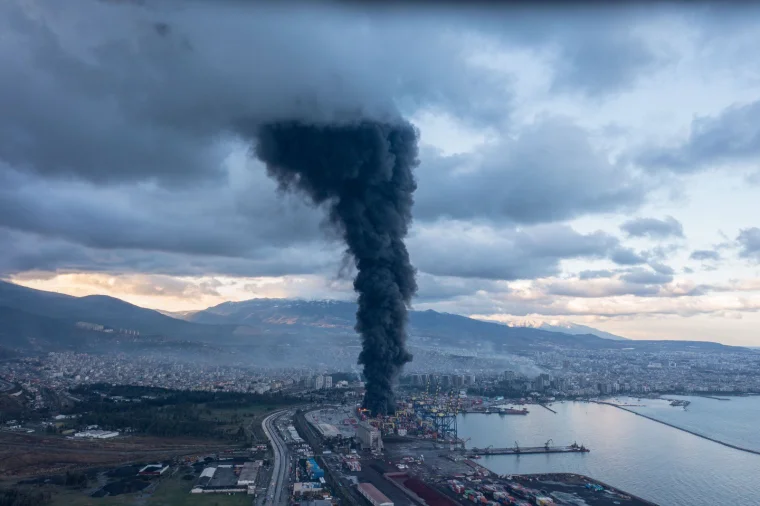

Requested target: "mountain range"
[
  {"left": 498, "top": 319, "right": 628, "bottom": 341},
  {"left": 0, "top": 280, "right": 748, "bottom": 357}
]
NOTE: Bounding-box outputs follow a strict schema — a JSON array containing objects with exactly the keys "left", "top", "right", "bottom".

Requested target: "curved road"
[
  {"left": 262, "top": 410, "right": 289, "bottom": 506},
  {"left": 0, "top": 378, "right": 14, "bottom": 392}
]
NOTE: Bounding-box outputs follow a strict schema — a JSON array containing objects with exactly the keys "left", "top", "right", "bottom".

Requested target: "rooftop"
[
  {"left": 358, "top": 482, "right": 392, "bottom": 505},
  {"left": 208, "top": 466, "right": 238, "bottom": 488}
]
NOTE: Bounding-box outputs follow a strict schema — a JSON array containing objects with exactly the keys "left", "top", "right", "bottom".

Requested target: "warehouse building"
[
  {"left": 192, "top": 462, "right": 260, "bottom": 494},
  {"left": 356, "top": 422, "right": 382, "bottom": 451},
  {"left": 357, "top": 482, "right": 393, "bottom": 506},
  {"left": 293, "top": 482, "right": 323, "bottom": 497},
  {"left": 237, "top": 461, "right": 261, "bottom": 486},
  {"left": 318, "top": 423, "right": 341, "bottom": 439}
]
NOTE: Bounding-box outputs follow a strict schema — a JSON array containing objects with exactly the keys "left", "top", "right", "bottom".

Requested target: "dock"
[
  {"left": 466, "top": 444, "right": 589, "bottom": 456},
  {"left": 696, "top": 395, "right": 730, "bottom": 401},
  {"left": 460, "top": 407, "right": 529, "bottom": 415},
  {"left": 538, "top": 404, "right": 557, "bottom": 414}
]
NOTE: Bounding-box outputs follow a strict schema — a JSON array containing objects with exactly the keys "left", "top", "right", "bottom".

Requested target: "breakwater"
[
  {"left": 467, "top": 444, "right": 589, "bottom": 456},
  {"left": 595, "top": 401, "right": 760, "bottom": 456}
]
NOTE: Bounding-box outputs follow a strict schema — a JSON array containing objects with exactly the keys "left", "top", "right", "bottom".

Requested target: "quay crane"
[
  {"left": 544, "top": 439, "right": 553, "bottom": 451},
  {"left": 450, "top": 437, "right": 471, "bottom": 451}
]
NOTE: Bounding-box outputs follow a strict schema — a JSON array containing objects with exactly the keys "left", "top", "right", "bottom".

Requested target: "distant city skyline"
[{"left": 3, "top": 2, "right": 760, "bottom": 346}]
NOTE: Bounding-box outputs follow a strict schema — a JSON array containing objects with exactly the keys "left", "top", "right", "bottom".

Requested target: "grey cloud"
[
  {"left": 610, "top": 247, "right": 648, "bottom": 266},
  {"left": 578, "top": 264, "right": 674, "bottom": 282},
  {"left": 1, "top": 0, "right": 667, "bottom": 191},
  {"left": 0, "top": 1, "right": 513, "bottom": 186},
  {"left": 548, "top": 24, "right": 659, "bottom": 96},
  {"left": 0, "top": 158, "right": 644, "bottom": 283},
  {"left": 649, "top": 262, "right": 675, "bottom": 275},
  {"left": 414, "top": 274, "right": 504, "bottom": 304},
  {"left": 0, "top": 0, "right": 717, "bottom": 297},
  {"left": 545, "top": 277, "right": 713, "bottom": 300},
  {"left": 620, "top": 268, "right": 673, "bottom": 285},
  {"left": 0, "top": 163, "right": 326, "bottom": 259},
  {"left": 737, "top": 227, "right": 760, "bottom": 260},
  {"left": 546, "top": 280, "right": 661, "bottom": 298},
  {"left": 621, "top": 216, "right": 684, "bottom": 239},
  {"left": 578, "top": 269, "right": 615, "bottom": 280},
  {"left": 415, "top": 118, "right": 647, "bottom": 225},
  {"left": 690, "top": 249, "right": 721, "bottom": 261},
  {"left": 0, "top": 227, "right": 340, "bottom": 279},
  {"left": 636, "top": 100, "right": 760, "bottom": 173},
  {"left": 645, "top": 243, "right": 683, "bottom": 261},
  {"left": 409, "top": 222, "right": 618, "bottom": 280},
  {"left": 439, "top": 4, "right": 672, "bottom": 96}
]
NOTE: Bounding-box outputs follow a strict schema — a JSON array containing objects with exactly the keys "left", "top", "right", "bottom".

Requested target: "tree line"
[
  {"left": 65, "top": 384, "right": 296, "bottom": 439},
  {"left": 0, "top": 489, "right": 51, "bottom": 506}
]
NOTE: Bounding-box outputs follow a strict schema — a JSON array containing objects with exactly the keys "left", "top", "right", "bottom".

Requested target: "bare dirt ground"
[{"left": 0, "top": 432, "right": 229, "bottom": 477}]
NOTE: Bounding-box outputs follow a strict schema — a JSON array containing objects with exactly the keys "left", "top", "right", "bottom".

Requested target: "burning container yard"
[{"left": 299, "top": 394, "right": 657, "bottom": 506}]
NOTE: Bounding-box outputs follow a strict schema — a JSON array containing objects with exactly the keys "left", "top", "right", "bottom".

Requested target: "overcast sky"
[{"left": 3, "top": 1, "right": 760, "bottom": 345}]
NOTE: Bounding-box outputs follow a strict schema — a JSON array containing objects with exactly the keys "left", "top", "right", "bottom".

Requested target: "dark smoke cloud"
[{"left": 241, "top": 120, "right": 419, "bottom": 416}]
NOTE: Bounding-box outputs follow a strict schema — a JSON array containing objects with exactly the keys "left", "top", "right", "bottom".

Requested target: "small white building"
[{"left": 73, "top": 430, "right": 119, "bottom": 439}]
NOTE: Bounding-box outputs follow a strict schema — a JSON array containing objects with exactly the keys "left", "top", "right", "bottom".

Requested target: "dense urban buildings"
[{"left": 1, "top": 346, "right": 758, "bottom": 418}]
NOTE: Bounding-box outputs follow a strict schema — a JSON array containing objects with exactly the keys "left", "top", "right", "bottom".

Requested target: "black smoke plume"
[{"left": 248, "top": 119, "right": 418, "bottom": 416}]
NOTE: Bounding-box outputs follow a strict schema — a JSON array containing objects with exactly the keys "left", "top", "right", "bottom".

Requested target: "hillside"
[
  {"left": 0, "top": 305, "right": 97, "bottom": 351},
  {"left": 189, "top": 298, "right": 628, "bottom": 342},
  {"left": 0, "top": 281, "right": 238, "bottom": 342},
  {"left": 186, "top": 298, "right": 742, "bottom": 353},
  {"left": 0, "top": 282, "right": 748, "bottom": 355}
]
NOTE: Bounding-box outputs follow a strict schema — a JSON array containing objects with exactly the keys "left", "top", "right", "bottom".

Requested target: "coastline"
[{"left": 592, "top": 401, "right": 760, "bottom": 456}]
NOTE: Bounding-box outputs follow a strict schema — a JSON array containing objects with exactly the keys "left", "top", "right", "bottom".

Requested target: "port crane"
[
  {"left": 544, "top": 439, "right": 553, "bottom": 451},
  {"left": 450, "top": 437, "right": 471, "bottom": 451}
]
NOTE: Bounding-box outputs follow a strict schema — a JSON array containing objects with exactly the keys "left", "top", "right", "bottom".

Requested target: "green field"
[{"left": 199, "top": 403, "right": 285, "bottom": 442}]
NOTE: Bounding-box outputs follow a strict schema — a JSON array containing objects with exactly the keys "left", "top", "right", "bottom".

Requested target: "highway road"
[
  {"left": 0, "top": 378, "right": 14, "bottom": 392},
  {"left": 262, "top": 410, "right": 289, "bottom": 506}
]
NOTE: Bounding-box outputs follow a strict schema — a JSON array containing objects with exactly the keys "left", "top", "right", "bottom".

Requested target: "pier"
[
  {"left": 696, "top": 395, "right": 731, "bottom": 401},
  {"left": 538, "top": 404, "right": 557, "bottom": 414},
  {"left": 460, "top": 407, "right": 529, "bottom": 415},
  {"left": 466, "top": 443, "right": 589, "bottom": 456}
]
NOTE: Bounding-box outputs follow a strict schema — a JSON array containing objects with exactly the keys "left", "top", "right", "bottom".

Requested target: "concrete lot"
[
  {"left": 207, "top": 466, "right": 237, "bottom": 488},
  {"left": 305, "top": 406, "right": 360, "bottom": 439}
]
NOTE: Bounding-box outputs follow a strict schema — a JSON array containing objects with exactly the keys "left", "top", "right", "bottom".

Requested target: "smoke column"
[{"left": 247, "top": 119, "right": 419, "bottom": 416}]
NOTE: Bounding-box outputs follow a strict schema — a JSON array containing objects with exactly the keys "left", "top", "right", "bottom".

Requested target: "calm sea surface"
[
  {"left": 624, "top": 394, "right": 760, "bottom": 452},
  {"left": 457, "top": 397, "right": 760, "bottom": 506}
]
